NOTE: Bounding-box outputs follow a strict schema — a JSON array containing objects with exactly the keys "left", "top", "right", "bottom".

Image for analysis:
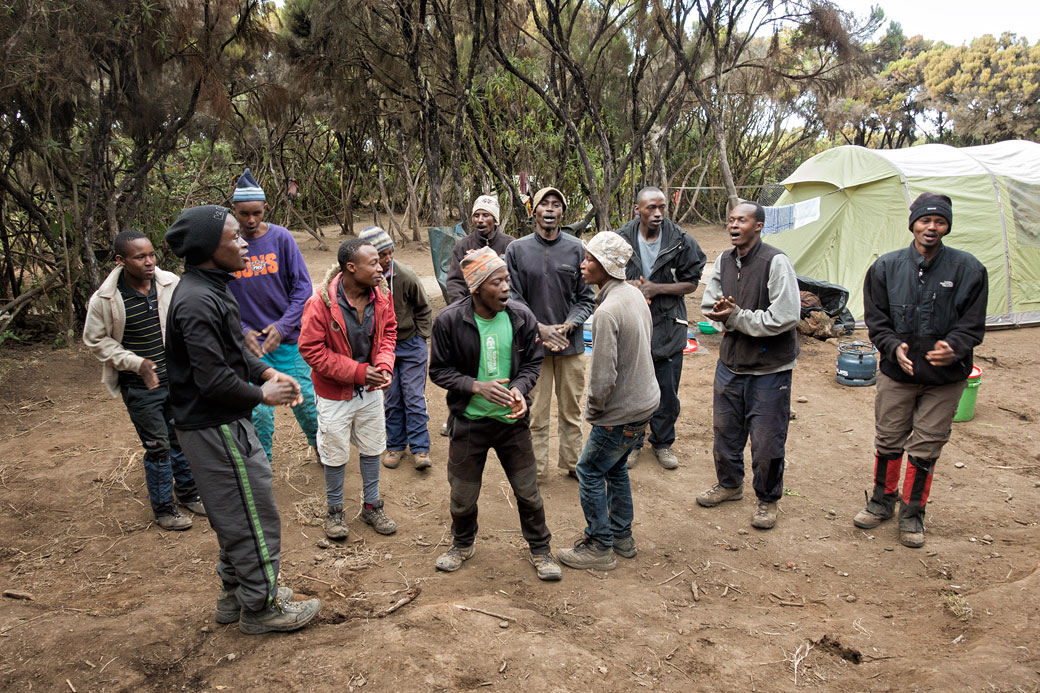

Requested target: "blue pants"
[
  {"left": 711, "top": 362, "right": 792, "bottom": 503},
  {"left": 384, "top": 335, "right": 431, "bottom": 453},
  {"left": 252, "top": 342, "right": 318, "bottom": 460},
  {"left": 121, "top": 385, "right": 197, "bottom": 511},
  {"left": 575, "top": 419, "right": 648, "bottom": 549}
]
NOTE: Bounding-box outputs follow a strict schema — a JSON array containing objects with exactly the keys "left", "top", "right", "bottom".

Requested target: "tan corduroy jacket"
[{"left": 82, "top": 266, "right": 179, "bottom": 397}]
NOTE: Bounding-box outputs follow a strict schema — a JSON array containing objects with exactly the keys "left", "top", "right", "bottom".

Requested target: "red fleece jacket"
[{"left": 298, "top": 271, "right": 397, "bottom": 401}]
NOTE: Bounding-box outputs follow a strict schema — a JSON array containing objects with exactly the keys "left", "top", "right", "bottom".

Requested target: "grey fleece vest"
[{"left": 718, "top": 241, "right": 799, "bottom": 371}]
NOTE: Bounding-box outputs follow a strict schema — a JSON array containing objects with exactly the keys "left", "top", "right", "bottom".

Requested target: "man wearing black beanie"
[
  {"left": 164, "top": 205, "right": 321, "bottom": 633},
  {"left": 853, "top": 192, "right": 988, "bottom": 549}
]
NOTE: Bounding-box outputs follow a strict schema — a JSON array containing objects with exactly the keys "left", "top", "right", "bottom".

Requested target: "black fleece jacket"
[
  {"left": 165, "top": 265, "right": 270, "bottom": 429},
  {"left": 864, "top": 243, "right": 988, "bottom": 386},
  {"left": 429, "top": 296, "right": 543, "bottom": 419},
  {"left": 617, "top": 218, "right": 706, "bottom": 360}
]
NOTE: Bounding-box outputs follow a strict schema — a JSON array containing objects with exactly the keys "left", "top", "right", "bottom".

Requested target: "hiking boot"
[
  {"left": 696, "top": 483, "right": 743, "bottom": 508},
  {"left": 613, "top": 535, "right": 637, "bottom": 559},
  {"left": 751, "top": 501, "right": 778, "bottom": 530},
  {"left": 435, "top": 545, "right": 475, "bottom": 572},
  {"left": 239, "top": 596, "right": 321, "bottom": 635},
  {"left": 558, "top": 538, "right": 617, "bottom": 571},
  {"left": 853, "top": 506, "right": 894, "bottom": 529},
  {"left": 215, "top": 585, "right": 293, "bottom": 624},
  {"left": 529, "top": 551, "right": 563, "bottom": 581},
  {"left": 654, "top": 447, "right": 679, "bottom": 470},
  {"left": 899, "top": 529, "right": 926, "bottom": 548},
  {"left": 413, "top": 451, "right": 432, "bottom": 470},
  {"left": 177, "top": 494, "right": 207, "bottom": 516},
  {"left": 154, "top": 505, "right": 192, "bottom": 531},
  {"left": 360, "top": 500, "right": 397, "bottom": 535},
  {"left": 440, "top": 421, "right": 450, "bottom": 437},
  {"left": 383, "top": 449, "right": 404, "bottom": 469},
  {"left": 324, "top": 505, "right": 349, "bottom": 540}
]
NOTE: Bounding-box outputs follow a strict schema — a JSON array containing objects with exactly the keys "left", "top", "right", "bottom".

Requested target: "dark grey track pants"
[{"left": 177, "top": 418, "right": 281, "bottom": 612}]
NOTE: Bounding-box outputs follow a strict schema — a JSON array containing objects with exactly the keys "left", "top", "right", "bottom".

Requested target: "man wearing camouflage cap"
[{"left": 558, "top": 232, "right": 660, "bottom": 571}]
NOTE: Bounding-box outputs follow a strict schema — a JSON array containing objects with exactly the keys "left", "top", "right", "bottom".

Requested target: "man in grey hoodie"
[{"left": 558, "top": 232, "right": 660, "bottom": 572}]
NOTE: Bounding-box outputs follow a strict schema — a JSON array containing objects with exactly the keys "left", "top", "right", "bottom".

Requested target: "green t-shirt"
[{"left": 463, "top": 311, "right": 516, "bottom": 424}]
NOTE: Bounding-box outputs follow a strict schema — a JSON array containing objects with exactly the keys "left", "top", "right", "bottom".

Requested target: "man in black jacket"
[
  {"left": 617, "top": 187, "right": 706, "bottom": 470},
  {"left": 164, "top": 205, "right": 321, "bottom": 634},
  {"left": 429, "top": 246, "right": 561, "bottom": 582},
  {"left": 853, "top": 193, "right": 988, "bottom": 549}
]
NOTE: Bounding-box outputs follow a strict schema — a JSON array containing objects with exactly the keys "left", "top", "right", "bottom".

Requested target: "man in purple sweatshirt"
[{"left": 228, "top": 169, "right": 319, "bottom": 462}]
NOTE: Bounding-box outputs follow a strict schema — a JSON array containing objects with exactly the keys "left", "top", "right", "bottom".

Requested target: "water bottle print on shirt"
[{"left": 485, "top": 335, "right": 499, "bottom": 377}]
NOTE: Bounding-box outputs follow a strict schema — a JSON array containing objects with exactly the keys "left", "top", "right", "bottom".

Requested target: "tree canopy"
[{"left": 0, "top": 0, "right": 1036, "bottom": 341}]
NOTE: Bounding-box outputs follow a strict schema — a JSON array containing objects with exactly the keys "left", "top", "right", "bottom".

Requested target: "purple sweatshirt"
[{"left": 229, "top": 224, "right": 313, "bottom": 345}]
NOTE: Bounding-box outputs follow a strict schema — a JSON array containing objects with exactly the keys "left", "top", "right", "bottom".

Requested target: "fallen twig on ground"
[{"left": 455, "top": 604, "right": 516, "bottom": 622}]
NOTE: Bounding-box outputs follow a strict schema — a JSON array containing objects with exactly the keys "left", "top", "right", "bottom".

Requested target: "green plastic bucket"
[{"left": 953, "top": 365, "right": 983, "bottom": 422}]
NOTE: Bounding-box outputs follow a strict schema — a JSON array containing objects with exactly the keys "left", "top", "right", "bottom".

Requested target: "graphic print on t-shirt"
[{"left": 234, "top": 253, "right": 279, "bottom": 279}]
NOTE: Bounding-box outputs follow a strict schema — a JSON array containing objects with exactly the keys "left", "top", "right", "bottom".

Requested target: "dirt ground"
[{"left": 1, "top": 223, "right": 1038, "bottom": 692}]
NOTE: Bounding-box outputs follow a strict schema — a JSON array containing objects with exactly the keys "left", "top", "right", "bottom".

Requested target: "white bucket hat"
[{"left": 583, "top": 231, "right": 633, "bottom": 281}]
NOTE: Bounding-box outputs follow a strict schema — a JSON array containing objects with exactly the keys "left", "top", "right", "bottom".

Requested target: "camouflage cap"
[{"left": 583, "top": 231, "right": 632, "bottom": 281}]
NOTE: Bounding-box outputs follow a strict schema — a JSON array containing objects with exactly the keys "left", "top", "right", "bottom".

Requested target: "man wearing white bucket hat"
[
  {"left": 852, "top": 193, "right": 988, "bottom": 549},
  {"left": 558, "top": 232, "right": 660, "bottom": 571}
]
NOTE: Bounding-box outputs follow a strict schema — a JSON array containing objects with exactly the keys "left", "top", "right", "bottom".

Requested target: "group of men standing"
[{"left": 83, "top": 162, "right": 987, "bottom": 636}]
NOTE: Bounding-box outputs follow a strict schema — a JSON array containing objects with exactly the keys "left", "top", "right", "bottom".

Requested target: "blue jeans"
[
  {"left": 121, "top": 385, "right": 197, "bottom": 511},
  {"left": 252, "top": 342, "right": 318, "bottom": 460},
  {"left": 575, "top": 419, "right": 649, "bottom": 548},
  {"left": 384, "top": 335, "right": 431, "bottom": 453},
  {"left": 712, "top": 362, "right": 792, "bottom": 502}
]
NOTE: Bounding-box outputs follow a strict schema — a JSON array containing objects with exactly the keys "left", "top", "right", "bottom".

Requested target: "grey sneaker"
[
  {"left": 215, "top": 585, "right": 293, "bottom": 624},
  {"left": 899, "top": 529, "right": 925, "bottom": 548},
  {"left": 360, "top": 500, "right": 397, "bottom": 535},
  {"left": 439, "top": 421, "right": 450, "bottom": 437},
  {"left": 654, "top": 447, "right": 679, "bottom": 470},
  {"left": 751, "top": 501, "right": 778, "bottom": 530},
  {"left": 413, "top": 451, "right": 432, "bottom": 470},
  {"left": 177, "top": 494, "right": 207, "bottom": 516},
  {"left": 383, "top": 450, "right": 404, "bottom": 469},
  {"left": 324, "top": 505, "right": 349, "bottom": 540},
  {"left": 239, "top": 596, "right": 321, "bottom": 635},
  {"left": 529, "top": 552, "right": 562, "bottom": 581},
  {"left": 154, "top": 505, "right": 192, "bottom": 531},
  {"left": 557, "top": 538, "right": 617, "bottom": 571},
  {"left": 435, "top": 545, "right": 475, "bottom": 572},
  {"left": 853, "top": 507, "right": 893, "bottom": 529},
  {"left": 696, "top": 483, "right": 743, "bottom": 508},
  {"left": 613, "top": 535, "right": 637, "bottom": 559}
]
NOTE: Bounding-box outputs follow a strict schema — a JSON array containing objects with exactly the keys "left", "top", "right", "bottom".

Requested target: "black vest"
[{"left": 718, "top": 240, "right": 799, "bottom": 371}]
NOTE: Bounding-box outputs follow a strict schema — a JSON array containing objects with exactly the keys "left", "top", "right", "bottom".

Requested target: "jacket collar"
[
  {"left": 185, "top": 264, "right": 235, "bottom": 287},
  {"left": 97, "top": 265, "right": 176, "bottom": 298},
  {"left": 619, "top": 217, "right": 684, "bottom": 274},
  {"left": 594, "top": 278, "right": 624, "bottom": 304},
  {"left": 459, "top": 295, "right": 523, "bottom": 333}
]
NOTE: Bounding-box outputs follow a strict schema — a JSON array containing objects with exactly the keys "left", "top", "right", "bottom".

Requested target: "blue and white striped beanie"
[{"left": 233, "top": 168, "right": 266, "bottom": 203}]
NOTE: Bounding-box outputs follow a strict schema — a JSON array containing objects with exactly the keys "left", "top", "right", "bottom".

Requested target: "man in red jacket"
[{"left": 299, "top": 238, "right": 398, "bottom": 540}]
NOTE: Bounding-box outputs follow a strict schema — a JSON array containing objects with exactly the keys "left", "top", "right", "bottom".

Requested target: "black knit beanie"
[
  {"left": 908, "top": 193, "right": 952, "bottom": 232},
  {"left": 165, "top": 205, "right": 231, "bottom": 265}
]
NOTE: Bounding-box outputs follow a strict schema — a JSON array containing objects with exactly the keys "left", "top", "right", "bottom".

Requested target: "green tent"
[{"left": 764, "top": 141, "right": 1040, "bottom": 327}]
